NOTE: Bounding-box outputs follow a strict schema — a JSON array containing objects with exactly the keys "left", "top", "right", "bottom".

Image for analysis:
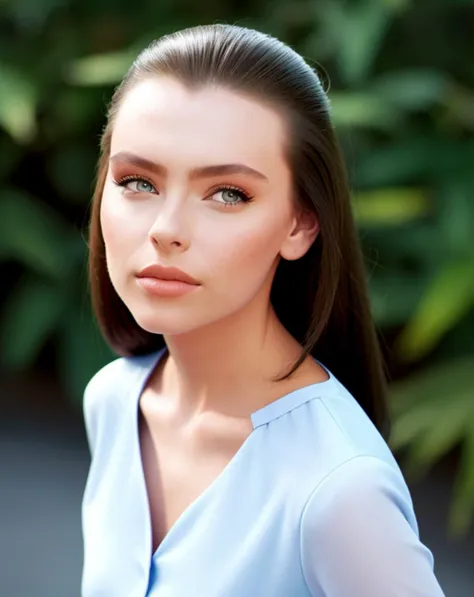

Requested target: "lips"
[{"left": 136, "top": 264, "right": 200, "bottom": 285}]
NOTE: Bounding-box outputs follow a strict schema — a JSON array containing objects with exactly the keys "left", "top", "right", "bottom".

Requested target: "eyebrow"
[{"left": 110, "top": 151, "right": 269, "bottom": 182}]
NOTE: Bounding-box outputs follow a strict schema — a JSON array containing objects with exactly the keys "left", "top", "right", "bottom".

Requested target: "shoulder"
[
  {"left": 83, "top": 356, "right": 132, "bottom": 424},
  {"left": 300, "top": 378, "right": 415, "bottom": 517},
  {"left": 82, "top": 351, "right": 159, "bottom": 453},
  {"left": 261, "top": 372, "right": 405, "bottom": 513},
  {"left": 293, "top": 377, "right": 419, "bottom": 534},
  {"left": 298, "top": 454, "right": 445, "bottom": 595},
  {"left": 268, "top": 368, "right": 401, "bottom": 500},
  {"left": 83, "top": 356, "right": 128, "bottom": 409},
  {"left": 301, "top": 455, "right": 415, "bottom": 532},
  {"left": 310, "top": 370, "right": 399, "bottom": 470}
]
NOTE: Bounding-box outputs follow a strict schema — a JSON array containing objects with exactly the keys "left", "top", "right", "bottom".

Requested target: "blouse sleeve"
[
  {"left": 300, "top": 455, "right": 446, "bottom": 597},
  {"left": 82, "top": 374, "right": 97, "bottom": 456},
  {"left": 82, "top": 357, "right": 122, "bottom": 457}
]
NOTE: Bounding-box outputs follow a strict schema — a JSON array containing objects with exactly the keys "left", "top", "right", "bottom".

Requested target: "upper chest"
[
  {"left": 138, "top": 390, "right": 254, "bottom": 553},
  {"left": 82, "top": 376, "right": 325, "bottom": 597}
]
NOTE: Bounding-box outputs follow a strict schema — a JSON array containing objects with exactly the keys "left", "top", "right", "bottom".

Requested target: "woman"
[{"left": 81, "top": 23, "right": 445, "bottom": 597}]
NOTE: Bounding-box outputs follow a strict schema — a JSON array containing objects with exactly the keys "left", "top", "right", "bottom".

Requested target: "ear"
[{"left": 279, "top": 207, "right": 320, "bottom": 261}]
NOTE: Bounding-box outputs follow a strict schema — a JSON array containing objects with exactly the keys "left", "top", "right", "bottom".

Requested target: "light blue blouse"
[{"left": 81, "top": 346, "right": 445, "bottom": 596}]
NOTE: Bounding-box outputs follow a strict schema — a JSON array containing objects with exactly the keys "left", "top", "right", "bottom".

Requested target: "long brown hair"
[{"left": 88, "top": 24, "right": 390, "bottom": 438}]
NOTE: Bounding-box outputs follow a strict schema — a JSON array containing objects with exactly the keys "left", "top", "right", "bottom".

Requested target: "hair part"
[{"left": 88, "top": 23, "right": 390, "bottom": 438}]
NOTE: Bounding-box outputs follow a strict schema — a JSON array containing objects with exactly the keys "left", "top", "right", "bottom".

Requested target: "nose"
[{"left": 148, "top": 196, "right": 190, "bottom": 253}]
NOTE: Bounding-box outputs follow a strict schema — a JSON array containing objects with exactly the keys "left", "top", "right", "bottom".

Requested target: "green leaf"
[
  {"left": 0, "top": 189, "right": 75, "bottom": 279},
  {"left": 354, "top": 143, "right": 429, "bottom": 188},
  {"left": 0, "top": 275, "right": 66, "bottom": 370},
  {"left": 390, "top": 355, "right": 474, "bottom": 534},
  {"left": 396, "top": 257, "right": 474, "bottom": 360},
  {"left": 321, "top": 1, "right": 405, "bottom": 86},
  {"left": 5, "top": 0, "right": 66, "bottom": 28},
  {"left": 353, "top": 136, "right": 466, "bottom": 187},
  {"left": 66, "top": 49, "right": 136, "bottom": 86},
  {"left": 329, "top": 91, "right": 403, "bottom": 130},
  {"left": 371, "top": 69, "right": 449, "bottom": 110},
  {"left": 390, "top": 354, "right": 474, "bottom": 413},
  {"left": 444, "top": 83, "right": 474, "bottom": 131},
  {"left": 390, "top": 392, "right": 456, "bottom": 453},
  {"left": 437, "top": 179, "right": 474, "bottom": 257},
  {"left": 0, "top": 63, "right": 37, "bottom": 143},
  {"left": 449, "top": 420, "right": 474, "bottom": 535},
  {"left": 402, "top": 403, "right": 468, "bottom": 473},
  {"left": 353, "top": 187, "right": 431, "bottom": 226}
]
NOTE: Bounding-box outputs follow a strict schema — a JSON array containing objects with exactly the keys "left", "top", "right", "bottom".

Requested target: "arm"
[{"left": 300, "top": 456, "right": 446, "bottom": 597}]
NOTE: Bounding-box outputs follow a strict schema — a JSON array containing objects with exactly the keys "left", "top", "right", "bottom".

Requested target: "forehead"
[{"left": 110, "top": 77, "right": 289, "bottom": 171}]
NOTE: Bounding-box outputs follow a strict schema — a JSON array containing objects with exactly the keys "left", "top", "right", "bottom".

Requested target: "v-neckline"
[{"left": 130, "top": 346, "right": 335, "bottom": 561}]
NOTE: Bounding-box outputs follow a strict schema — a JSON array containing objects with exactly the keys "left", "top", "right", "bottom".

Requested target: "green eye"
[
  {"left": 221, "top": 190, "right": 240, "bottom": 204},
  {"left": 135, "top": 180, "right": 154, "bottom": 192},
  {"left": 117, "top": 177, "right": 157, "bottom": 193},
  {"left": 209, "top": 186, "right": 254, "bottom": 208}
]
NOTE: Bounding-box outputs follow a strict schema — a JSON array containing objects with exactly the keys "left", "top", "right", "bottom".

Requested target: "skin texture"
[{"left": 101, "top": 76, "right": 322, "bottom": 424}]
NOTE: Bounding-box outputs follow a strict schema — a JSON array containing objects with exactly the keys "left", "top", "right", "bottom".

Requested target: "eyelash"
[{"left": 113, "top": 175, "right": 255, "bottom": 208}]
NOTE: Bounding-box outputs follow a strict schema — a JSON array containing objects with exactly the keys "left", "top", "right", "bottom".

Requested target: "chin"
[
  {"left": 122, "top": 289, "right": 249, "bottom": 337},
  {"left": 130, "top": 308, "right": 201, "bottom": 336},
  {"left": 115, "top": 285, "right": 197, "bottom": 335}
]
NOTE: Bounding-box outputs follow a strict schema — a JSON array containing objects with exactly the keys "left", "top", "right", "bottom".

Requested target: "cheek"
[
  {"left": 99, "top": 188, "right": 152, "bottom": 302},
  {"left": 100, "top": 187, "right": 147, "bottom": 261},
  {"left": 199, "top": 211, "right": 287, "bottom": 292}
]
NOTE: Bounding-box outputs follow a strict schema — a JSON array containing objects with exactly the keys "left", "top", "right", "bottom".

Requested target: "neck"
[{"left": 156, "top": 299, "right": 305, "bottom": 422}]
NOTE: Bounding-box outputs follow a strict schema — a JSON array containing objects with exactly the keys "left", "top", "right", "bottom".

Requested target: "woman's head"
[
  {"left": 100, "top": 76, "right": 318, "bottom": 342},
  {"left": 89, "top": 24, "right": 390, "bottom": 436}
]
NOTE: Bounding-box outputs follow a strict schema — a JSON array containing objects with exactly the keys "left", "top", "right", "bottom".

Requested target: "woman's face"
[{"left": 101, "top": 76, "right": 308, "bottom": 335}]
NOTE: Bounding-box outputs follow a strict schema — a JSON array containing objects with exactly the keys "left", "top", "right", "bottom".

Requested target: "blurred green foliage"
[{"left": 0, "top": 0, "right": 473, "bottom": 533}]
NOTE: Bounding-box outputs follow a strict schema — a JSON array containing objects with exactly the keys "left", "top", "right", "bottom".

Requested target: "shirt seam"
[
  {"left": 252, "top": 380, "right": 341, "bottom": 428},
  {"left": 251, "top": 394, "right": 324, "bottom": 429},
  {"left": 319, "top": 390, "right": 357, "bottom": 451},
  {"left": 298, "top": 454, "right": 385, "bottom": 595}
]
